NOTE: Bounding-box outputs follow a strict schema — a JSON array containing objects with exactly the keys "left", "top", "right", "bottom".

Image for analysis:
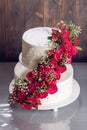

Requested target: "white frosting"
[
  {"left": 40, "top": 65, "right": 73, "bottom": 105},
  {"left": 14, "top": 62, "right": 73, "bottom": 105},
  {"left": 22, "top": 27, "right": 52, "bottom": 69},
  {"left": 23, "top": 27, "right": 52, "bottom": 46},
  {"left": 11, "top": 27, "right": 74, "bottom": 108}
]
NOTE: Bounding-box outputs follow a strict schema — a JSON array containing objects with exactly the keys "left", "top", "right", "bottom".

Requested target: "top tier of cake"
[
  {"left": 23, "top": 27, "right": 52, "bottom": 46},
  {"left": 21, "top": 27, "right": 52, "bottom": 70}
]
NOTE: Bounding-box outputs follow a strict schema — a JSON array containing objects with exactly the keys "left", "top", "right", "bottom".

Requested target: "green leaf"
[
  {"left": 76, "top": 46, "right": 83, "bottom": 51},
  {"left": 69, "top": 30, "right": 75, "bottom": 40},
  {"left": 48, "top": 36, "right": 52, "bottom": 40}
]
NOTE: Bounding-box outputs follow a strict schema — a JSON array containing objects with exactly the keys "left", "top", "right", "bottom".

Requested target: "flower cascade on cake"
[{"left": 9, "top": 21, "right": 82, "bottom": 109}]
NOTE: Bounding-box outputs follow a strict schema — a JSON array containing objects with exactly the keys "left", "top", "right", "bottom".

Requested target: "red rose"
[
  {"left": 48, "top": 83, "right": 58, "bottom": 94},
  {"left": 47, "top": 50, "right": 54, "bottom": 56},
  {"left": 17, "top": 90, "right": 26, "bottom": 103},
  {"left": 50, "top": 58, "right": 57, "bottom": 67},
  {"left": 60, "top": 30, "right": 70, "bottom": 40},
  {"left": 54, "top": 66, "right": 61, "bottom": 80},
  {"left": 20, "top": 103, "right": 32, "bottom": 109},
  {"left": 54, "top": 47, "right": 62, "bottom": 61},
  {"left": 59, "top": 66, "right": 66, "bottom": 73},
  {"left": 71, "top": 37, "right": 79, "bottom": 45},
  {"left": 28, "top": 84, "right": 35, "bottom": 93},
  {"left": 39, "top": 92, "right": 48, "bottom": 99},
  {"left": 52, "top": 29, "right": 59, "bottom": 34},
  {"left": 71, "top": 46, "right": 78, "bottom": 55},
  {"left": 52, "top": 34, "right": 59, "bottom": 41},
  {"left": 62, "top": 41, "right": 72, "bottom": 51},
  {"left": 44, "top": 65, "right": 52, "bottom": 73},
  {"left": 52, "top": 29, "right": 60, "bottom": 42},
  {"left": 26, "top": 71, "right": 34, "bottom": 81},
  {"left": 27, "top": 96, "right": 38, "bottom": 105}
]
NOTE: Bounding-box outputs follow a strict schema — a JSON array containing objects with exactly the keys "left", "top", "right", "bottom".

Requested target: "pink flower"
[{"left": 48, "top": 83, "right": 58, "bottom": 94}]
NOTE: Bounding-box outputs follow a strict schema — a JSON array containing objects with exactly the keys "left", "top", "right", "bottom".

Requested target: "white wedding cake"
[{"left": 9, "top": 21, "right": 81, "bottom": 110}]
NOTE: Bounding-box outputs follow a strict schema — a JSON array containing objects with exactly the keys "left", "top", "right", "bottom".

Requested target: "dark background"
[{"left": 0, "top": 0, "right": 87, "bottom": 62}]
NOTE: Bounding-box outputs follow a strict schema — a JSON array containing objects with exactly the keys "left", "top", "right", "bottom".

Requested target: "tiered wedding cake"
[{"left": 9, "top": 21, "right": 81, "bottom": 110}]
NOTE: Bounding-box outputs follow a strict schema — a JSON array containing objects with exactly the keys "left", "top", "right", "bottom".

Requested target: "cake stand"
[{"left": 9, "top": 79, "right": 80, "bottom": 112}]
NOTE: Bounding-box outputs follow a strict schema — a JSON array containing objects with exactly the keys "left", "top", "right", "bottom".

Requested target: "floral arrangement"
[{"left": 9, "top": 21, "right": 82, "bottom": 109}]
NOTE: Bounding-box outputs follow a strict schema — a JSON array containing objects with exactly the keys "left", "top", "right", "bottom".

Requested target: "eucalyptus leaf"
[{"left": 76, "top": 46, "right": 82, "bottom": 51}]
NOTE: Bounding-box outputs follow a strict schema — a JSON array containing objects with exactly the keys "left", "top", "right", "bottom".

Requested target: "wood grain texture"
[
  {"left": 25, "top": 0, "right": 43, "bottom": 29},
  {"left": 5, "top": 0, "right": 26, "bottom": 61},
  {"left": 0, "top": 0, "right": 6, "bottom": 60},
  {"left": 0, "top": 0, "right": 87, "bottom": 61}
]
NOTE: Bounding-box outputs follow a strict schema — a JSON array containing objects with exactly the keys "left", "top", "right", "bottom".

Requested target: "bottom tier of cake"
[{"left": 9, "top": 62, "right": 80, "bottom": 110}]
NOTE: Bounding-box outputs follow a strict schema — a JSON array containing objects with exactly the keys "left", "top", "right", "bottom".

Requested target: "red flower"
[
  {"left": 71, "top": 37, "right": 79, "bottom": 45},
  {"left": 47, "top": 50, "right": 54, "bottom": 56},
  {"left": 17, "top": 90, "right": 26, "bottom": 103},
  {"left": 28, "top": 84, "right": 35, "bottom": 93},
  {"left": 62, "top": 40, "right": 72, "bottom": 51},
  {"left": 50, "top": 58, "right": 57, "bottom": 67},
  {"left": 39, "top": 92, "right": 48, "bottom": 99},
  {"left": 27, "top": 95, "right": 41, "bottom": 108},
  {"left": 54, "top": 47, "right": 62, "bottom": 61},
  {"left": 71, "top": 46, "right": 78, "bottom": 55},
  {"left": 59, "top": 66, "right": 66, "bottom": 73},
  {"left": 52, "top": 29, "right": 60, "bottom": 42},
  {"left": 52, "top": 29, "right": 59, "bottom": 34},
  {"left": 60, "top": 30, "right": 70, "bottom": 40},
  {"left": 48, "top": 83, "right": 58, "bottom": 94},
  {"left": 26, "top": 71, "right": 34, "bottom": 81},
  {"left": 53, "top": 66, "right": 61, "bottom": 79},
  {"left": 52, "top": 34, "right": 59, "bottom": 41},
  {"left": 20, "top": 103, "right": 32, "bottom": 109}
]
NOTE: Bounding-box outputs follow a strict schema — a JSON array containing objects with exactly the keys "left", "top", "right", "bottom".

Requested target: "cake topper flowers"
[{"left": 9, "top": 21, "right": 82, "bottom": 109}]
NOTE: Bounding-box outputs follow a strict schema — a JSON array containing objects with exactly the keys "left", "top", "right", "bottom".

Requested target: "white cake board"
[{"left": 9, "top": 79, "right": 80, "bottom": 111}]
